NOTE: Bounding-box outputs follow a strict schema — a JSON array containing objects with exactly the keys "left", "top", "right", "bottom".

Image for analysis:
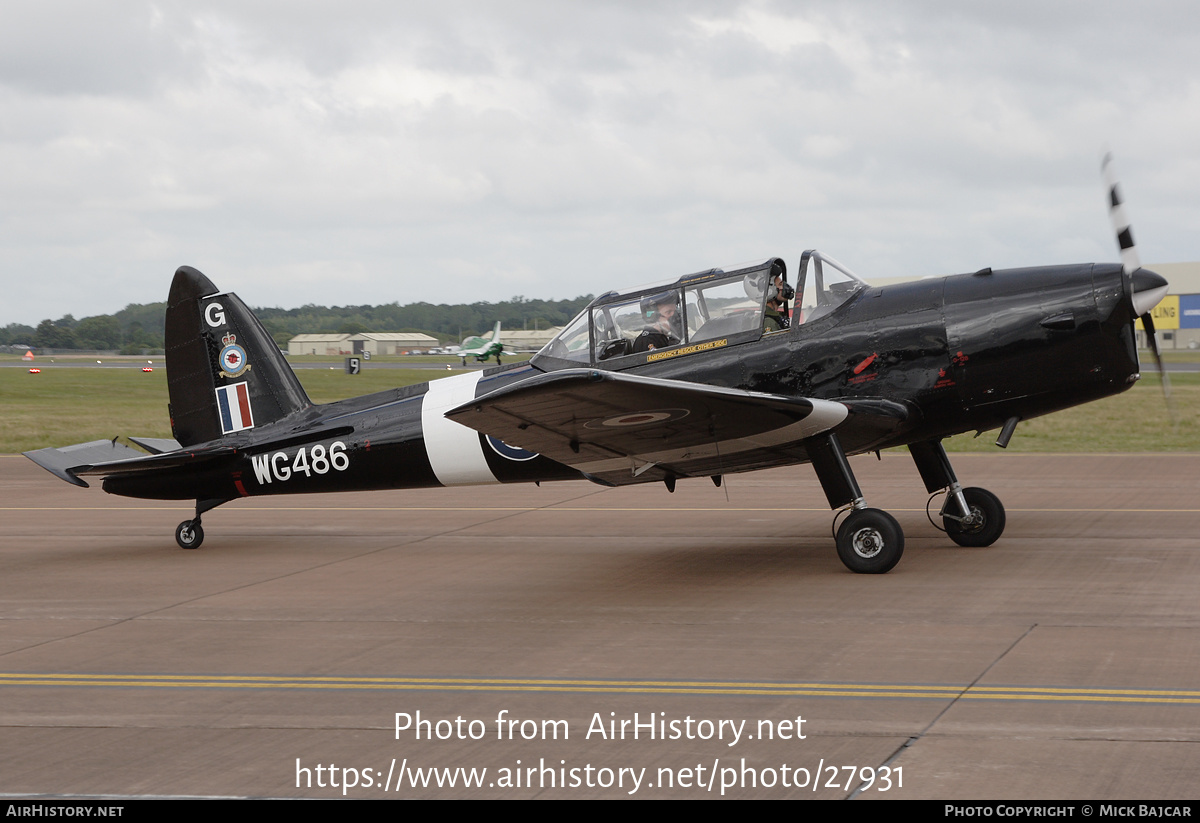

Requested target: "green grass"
[
  {"left": 284, "top": 353, "right": 532, "bottom": 366},
  {"left": 2, "top": 367, "right": 1195, "bottom": 455},
  {"left": 4, "top": 368, "right": 176, "bottom": 454},
  {"left": 941, "top": 374, "right": 1198, "bottom": 453},
  {"left": 0, "top": 352, "right": 534, "bottom": 366},
  {"left": 291, "top": 368, "right": 468, "bottom": 403},
  {"left": 2, "top": 367, "right": 464, "bottom": 454},
  {"left": 1158, "top": 350, "right": 1200, "bottom": 362}
]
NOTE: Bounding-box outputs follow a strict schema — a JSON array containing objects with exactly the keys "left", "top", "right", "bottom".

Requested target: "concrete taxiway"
[{"left": 1, "top": 453, "right": 1198, "bottom": 799}]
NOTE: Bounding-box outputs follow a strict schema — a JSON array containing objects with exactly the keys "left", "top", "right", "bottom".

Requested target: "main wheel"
[
  {"left": 175, "top": 520, "right": 204, "bottom": 550},
  {"left": 944, "top": 487, "right": 1005, "bottom": 547},
  {"left": 836, "top": 508, "right": 904, "bottom": 574}
]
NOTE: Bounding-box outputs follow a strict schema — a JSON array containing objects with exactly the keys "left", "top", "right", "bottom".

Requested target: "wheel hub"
[
  {"left": 961, "top": 507, "right": 984, "bottom": 531},
  {"left": 850, "top": 527, "right": 883, "bottom": 558}
]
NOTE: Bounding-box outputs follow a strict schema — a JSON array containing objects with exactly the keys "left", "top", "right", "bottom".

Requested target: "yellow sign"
[
  {"left": 645, "top": 338, "right": 728, "bottom": 362},
  {"left": 1135, "top": 295, "right": 1178, "bottom": 330}
]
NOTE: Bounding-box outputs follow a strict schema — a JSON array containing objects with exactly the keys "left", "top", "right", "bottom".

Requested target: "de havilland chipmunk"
[{"left": 25, "top": 157, "right": 1172, "bottom": 573}]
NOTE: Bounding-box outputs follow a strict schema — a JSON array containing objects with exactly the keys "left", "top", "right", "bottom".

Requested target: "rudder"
[{"left": 165, "top": 266, "right": 311, "bottom": 446}]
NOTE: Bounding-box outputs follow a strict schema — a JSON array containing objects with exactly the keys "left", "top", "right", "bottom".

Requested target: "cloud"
[{"left": 1, "top": 1, "right": 1197, "bottom": 324}]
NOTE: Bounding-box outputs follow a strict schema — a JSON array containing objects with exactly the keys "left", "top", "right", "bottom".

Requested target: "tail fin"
[{"left": 165, "top": 266, "right": 311, "bottom": 446}]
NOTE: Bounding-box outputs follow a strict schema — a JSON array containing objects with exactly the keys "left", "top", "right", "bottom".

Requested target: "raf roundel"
[
  {"left": 486, "top": 435, "right": 538, "bottom": 461},
  {"left": 585, "top": 408, "right": 690, "bottom": 429}
]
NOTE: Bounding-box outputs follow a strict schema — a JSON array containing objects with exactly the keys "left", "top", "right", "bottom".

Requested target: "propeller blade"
[
  {"left": 1102, "top": 152, "right": 1175, "bottom": 418},
  {"left": 1140, "top": 311, "right": 1174, "bottom": 405},
  {"left": 1102, "top": 152, "right": 1141, "bottom": 275}
]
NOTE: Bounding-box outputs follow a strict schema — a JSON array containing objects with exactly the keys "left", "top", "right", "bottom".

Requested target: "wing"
[{"left": 446, "top": 368, "right": 856, "bottom": 485}]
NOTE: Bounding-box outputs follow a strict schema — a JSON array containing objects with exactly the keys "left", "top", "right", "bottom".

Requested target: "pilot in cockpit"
[
  {"left": 764, "top": 272, "right": 795, "bottom": 332},
  {"left": 632, "top": 291, "right": 683, "bottom": 352}
]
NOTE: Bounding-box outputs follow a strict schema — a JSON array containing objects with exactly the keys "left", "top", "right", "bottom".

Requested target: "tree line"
[{"left": 1, "top": 295, "right": 594, "bottom": 353}]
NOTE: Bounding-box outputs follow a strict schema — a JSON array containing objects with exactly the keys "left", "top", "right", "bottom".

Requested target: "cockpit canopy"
[{"left": 534, "top": 251, "right": 867, "bottom": 368}]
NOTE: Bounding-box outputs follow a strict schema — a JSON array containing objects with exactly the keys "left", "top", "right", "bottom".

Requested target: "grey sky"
[{"left": 2, "top": 1, "right": 1197, "bottom": 325}]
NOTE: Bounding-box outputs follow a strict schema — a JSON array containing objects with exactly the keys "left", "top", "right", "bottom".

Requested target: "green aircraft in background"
[{"left": 459, "top": 322, "right": 521, "bottom": 365}]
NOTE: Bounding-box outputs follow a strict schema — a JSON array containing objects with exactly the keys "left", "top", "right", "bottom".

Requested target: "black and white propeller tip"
[
  {"left": 1102, "top": 151, "right": 1168, "bottom": 312},
  {"left": 1102, "top": 152, "right": 1172, "bottom": 405}
]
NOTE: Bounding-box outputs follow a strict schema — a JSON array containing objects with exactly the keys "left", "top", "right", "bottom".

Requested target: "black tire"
[
  {"left": 944, "top": 487, "right": 1005, "bottom": 548},
  {"left": 836, "top": 508, "right": 904, "bottom": 574},
  {"left": 175, "top": 520, "right": 204, "bottom": 550}
]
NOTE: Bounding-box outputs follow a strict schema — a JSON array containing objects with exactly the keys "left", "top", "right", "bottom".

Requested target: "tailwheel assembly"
[
  {"left": 175, "top": 519, "right": 204, "bottom": 549},
  {"left": 173, "top": 498, "right": 227, "bottom": 550}
]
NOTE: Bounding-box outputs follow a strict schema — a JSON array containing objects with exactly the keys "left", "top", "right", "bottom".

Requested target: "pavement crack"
[{"left": 847, "top": 622, "right": 1039, "bottom": 799}]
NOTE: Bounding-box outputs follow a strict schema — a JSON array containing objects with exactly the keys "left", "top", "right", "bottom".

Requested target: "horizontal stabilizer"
[
  {"left": 128, "top": 437, "right": 183, "bottom": 454},
  {"left": 69, "top": 443, "right": 238, "bottom": 477},
  {"left": 24, "top": 440, "right": 150, "bottom": 487},
  {"left": 446, "top": 369, "right": 849, "bottom": 484},
  {"left": 25, "top": 439, "right": 238, "bottom": 487}
]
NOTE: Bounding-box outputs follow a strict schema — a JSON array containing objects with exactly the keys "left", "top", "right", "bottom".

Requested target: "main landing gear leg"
[
  {"left": 174, "top": 498, "right": 228, "bottom": 550},
  {"left": 909, "top": 440, "right": 1005, "bottom": 547},
  {"left": 807, "top": 433, "right": 904, "bottom": 574}
]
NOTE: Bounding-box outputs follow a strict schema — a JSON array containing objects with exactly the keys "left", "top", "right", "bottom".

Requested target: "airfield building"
[{"left": 287, "top": 332, "right": 440, "bottom": 356}]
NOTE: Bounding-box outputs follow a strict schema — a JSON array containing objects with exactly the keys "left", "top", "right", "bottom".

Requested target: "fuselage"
[{"left": 102, "top": 260, "right": 1142, "bottom": 502}]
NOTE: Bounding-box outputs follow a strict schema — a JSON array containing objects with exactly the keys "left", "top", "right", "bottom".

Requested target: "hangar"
[{"left": 287, "top": 332, "right": 440, "bottom": 356}]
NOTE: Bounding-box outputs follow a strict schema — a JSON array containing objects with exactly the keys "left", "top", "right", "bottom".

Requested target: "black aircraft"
[{"left": 25, "top": 157, "right": 1171, "bottom": 573}]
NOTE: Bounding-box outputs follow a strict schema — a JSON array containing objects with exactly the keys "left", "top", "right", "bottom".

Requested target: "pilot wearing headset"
[
  {"left": 764, "top": 272, "right": 794, "bottom": 332},
  {"left": 632, "top": 291, "right": 683, "bottom": 352}
]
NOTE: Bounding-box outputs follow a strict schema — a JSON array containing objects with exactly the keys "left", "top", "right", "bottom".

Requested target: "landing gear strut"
[
  {"left": 910, "top": 440, "right": 1006, "bottom": 548},
  {"left": 174, "top": 498, "right": 228, "bottom": 550}
]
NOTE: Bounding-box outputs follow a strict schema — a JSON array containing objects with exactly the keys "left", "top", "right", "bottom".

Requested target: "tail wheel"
[
  {"left": 944, "top": 487, "right": 1005, "bottom": 547},
  {"left": 836, "top": 508, "right": 904, "bottom": 574},
  {"left": 175, "top": 520, "right": 204, "bottom": 550}
]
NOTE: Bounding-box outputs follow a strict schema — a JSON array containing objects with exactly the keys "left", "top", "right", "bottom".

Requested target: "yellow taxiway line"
[{"left": 1, "top": 673, "right": 1198, "bottom": 704}]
